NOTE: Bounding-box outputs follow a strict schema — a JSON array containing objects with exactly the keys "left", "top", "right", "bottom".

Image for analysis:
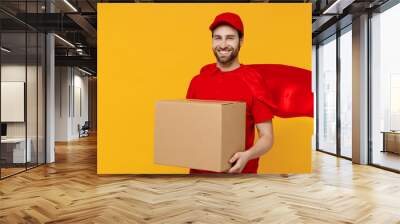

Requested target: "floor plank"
[{"left": 0, "top": 134, "right": 400, "bottom": 223}]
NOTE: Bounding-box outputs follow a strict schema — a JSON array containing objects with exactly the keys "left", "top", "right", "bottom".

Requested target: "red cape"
[{"left": 200, "top": 63, "right": 314, "bottom": 118}]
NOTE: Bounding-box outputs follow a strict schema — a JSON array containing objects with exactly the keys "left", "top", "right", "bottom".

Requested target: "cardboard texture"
[{"left": 154, "top": 100, "right": 246, "bottom": 172}]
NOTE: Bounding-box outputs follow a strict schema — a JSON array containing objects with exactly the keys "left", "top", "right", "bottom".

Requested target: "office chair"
[{"left": 79, "top": 121, "right": 90, "bottom": 138}]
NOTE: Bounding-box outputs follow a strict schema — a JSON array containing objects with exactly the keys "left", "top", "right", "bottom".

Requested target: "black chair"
[{"left": 79, "top": 121, "right": 90, "bottom": 138}]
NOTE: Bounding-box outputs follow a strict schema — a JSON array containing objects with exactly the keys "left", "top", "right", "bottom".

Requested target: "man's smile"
[{"left": 217, "top": 49, "right": 232, "bottom": 56}]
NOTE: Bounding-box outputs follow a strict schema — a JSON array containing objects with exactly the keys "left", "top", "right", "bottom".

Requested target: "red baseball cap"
[{"left": 209, "top": 12, "right": 244, "bottom": 36}]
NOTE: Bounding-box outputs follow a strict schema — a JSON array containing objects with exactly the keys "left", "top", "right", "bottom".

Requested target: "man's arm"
[{"left": 228, "top": 120, "right": 273, "bottom": 173}]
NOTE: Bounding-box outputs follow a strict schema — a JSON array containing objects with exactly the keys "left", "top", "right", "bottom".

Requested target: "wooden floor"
[
  {"left": 0, "top": 167, "right": 26, "bottom": 178},
  {"left": 373, "top": 151, "right": 400, "bottom": 171},
  {"left": 1, "top": 163, "right": 44, "bottom": 178},
  {"left": 1, "top": 134, "right": 400, "bottom": 223}
]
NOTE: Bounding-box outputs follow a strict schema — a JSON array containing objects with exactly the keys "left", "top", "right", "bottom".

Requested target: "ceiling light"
[
  {"left": 54, "top": 34, "right": 75, "bottom": 48},
  {"left": 322, "top": 0, "right": 355, "bottom": 15},
  {"left": 1, "top": 47, "right": 11, "bottom": 53},
  {"left": 78, "top": 67, "right": 93, "bottom": 76},
  {"left": 63, "top": 0, "right": 78, "bottom": 12}
]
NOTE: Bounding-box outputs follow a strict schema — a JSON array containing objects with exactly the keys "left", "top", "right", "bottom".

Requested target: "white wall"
[
  {"left": 1, "top": 63, "right": 46, "bottom": 164},
  {"left": 1, "top": 64, "right": 25, "bottom": 81},
  {"left": 55, "top": 67, "right": 89, "bottom": 141},
  {"left": 76, "top": 71, "right": 89, "bottom": 139},
  {"left": 55, "top": 66, "right": 70, "bottom": 141},
  {"left": 1, "top": 65, "right": 39, "bottom": 137},
  {"left": 1, "top": 65, "right": 26, "bottom": 130},
  {"left": 1, "top": 82, "right": 24, "bottom": 122}
]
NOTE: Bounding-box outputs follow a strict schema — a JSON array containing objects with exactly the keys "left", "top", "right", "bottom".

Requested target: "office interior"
[
  {"left": 0, "top": 0, "right": 97, "bottom": 179},
  {"left": 313, "top": 0, "right": 400, "bottom": 172},
  {"left": 1, "top": 0, "right": 399, "bottom": 183},
  {"left": 0, "top": 0, "right": 399, "bottom": 222}
]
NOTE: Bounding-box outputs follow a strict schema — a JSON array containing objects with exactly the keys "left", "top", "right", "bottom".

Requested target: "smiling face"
[{"left": 212, "top": 25, "right": 243, "bottom": 66}]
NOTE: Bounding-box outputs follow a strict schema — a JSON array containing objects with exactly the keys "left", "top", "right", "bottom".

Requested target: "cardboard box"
[{"left": 154, "top": 99, "right": 246, "bottom": 172}]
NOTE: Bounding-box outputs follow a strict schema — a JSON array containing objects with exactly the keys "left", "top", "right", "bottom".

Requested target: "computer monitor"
[{"left": 1, "top": 123, "right": 7, "bottom": 137}]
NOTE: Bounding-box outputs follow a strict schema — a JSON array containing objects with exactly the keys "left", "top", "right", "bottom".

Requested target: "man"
[{"left": 186, "top": 12, "right": 274, "bottom": 174}]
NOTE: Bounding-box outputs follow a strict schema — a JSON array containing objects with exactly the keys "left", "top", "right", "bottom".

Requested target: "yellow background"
[{"left": 98, "top": 3, "right": 313, "bottom": 174}]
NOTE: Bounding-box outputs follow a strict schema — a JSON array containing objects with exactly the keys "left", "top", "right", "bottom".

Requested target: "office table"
[
  {"left": 381, "top": 131, "right": 400, "bottom": 154},
  {"left": 1, "top": 138, "right": 32, "bottom": 164}
]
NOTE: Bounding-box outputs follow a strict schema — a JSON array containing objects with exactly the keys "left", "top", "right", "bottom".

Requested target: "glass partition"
[
  {"left": 0, "top": 1, "right": 46, "bottom": 179},
  {"left": 371, "top": 3, "right": 400, "bottom": 171},
  {"left": 1, "top": 30, "right": 28, "bottom": 177},
  {"left": 317, "top": 35, "right": 337, "bottom": 155},
  {"left": 339, "top": 27, "right": 352, "bottom": 158}
]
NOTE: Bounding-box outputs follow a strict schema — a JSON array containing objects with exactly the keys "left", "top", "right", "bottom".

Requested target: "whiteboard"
[{"left": 1, "top": 82, "right": 25, "bottom": 122}]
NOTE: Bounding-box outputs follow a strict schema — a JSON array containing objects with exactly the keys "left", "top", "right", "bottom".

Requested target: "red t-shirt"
[{"left": 186, "top": 64, "right": 273, "bottom": 174}]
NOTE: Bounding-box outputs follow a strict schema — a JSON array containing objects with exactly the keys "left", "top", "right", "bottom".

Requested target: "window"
[
  {"left": 339, "top": 27, "right": 352, "bottom": 158},
  {"left": 317, "top": 35, "right": 337, "bottom": 154},
  {"left": 371, "top": 2, "right": 400, "bottom": 171}
]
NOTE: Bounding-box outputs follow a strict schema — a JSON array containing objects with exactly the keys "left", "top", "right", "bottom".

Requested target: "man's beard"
[{"left": 213, "top": 44, "right": 240, "bottom": 65}]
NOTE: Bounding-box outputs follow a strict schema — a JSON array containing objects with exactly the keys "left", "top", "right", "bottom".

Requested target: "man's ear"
[{"left": 239, "top": 37, "right": 244, "bottom": 48}]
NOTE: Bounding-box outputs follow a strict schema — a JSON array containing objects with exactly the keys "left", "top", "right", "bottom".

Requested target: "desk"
[
  {"left": 1, "top": 138, "right": 31, "bottom": 163},
  {"left": 382, "top": 131, "right": 400, "bottom": 154}
]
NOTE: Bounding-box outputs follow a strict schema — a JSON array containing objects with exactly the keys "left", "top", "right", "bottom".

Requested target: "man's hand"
[
  {"left": 227, "top": 121, "right": 274, "bottom": 174},
  {"left": 228, "top": 151, "right": 250, "bottom": 173}
]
